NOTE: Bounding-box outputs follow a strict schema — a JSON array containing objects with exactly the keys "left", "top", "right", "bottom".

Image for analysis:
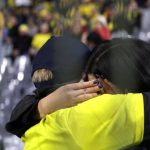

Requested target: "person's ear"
[{"left": 102, "top": 79, "right": 122, "bottom": 94}]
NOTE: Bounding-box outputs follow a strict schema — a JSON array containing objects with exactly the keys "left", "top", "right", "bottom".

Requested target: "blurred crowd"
[
  {"left": 0, "top": 0, "right": 150, "bottom": 57},
  {"left": 1, "top": 0, "right": 150, "bottom": 149}
]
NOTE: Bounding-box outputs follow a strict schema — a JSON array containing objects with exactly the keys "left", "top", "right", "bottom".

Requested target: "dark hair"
[
  {"left": 85, "top": 38, "right": 150, "bottom": 92},
  {"left": 87, "top": 32, "right": 104, "bottom": 45}
]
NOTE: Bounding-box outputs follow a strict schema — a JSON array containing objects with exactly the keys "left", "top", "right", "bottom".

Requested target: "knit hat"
[{"left": 32, "top": 36, "right": 91, "bottom": 90}]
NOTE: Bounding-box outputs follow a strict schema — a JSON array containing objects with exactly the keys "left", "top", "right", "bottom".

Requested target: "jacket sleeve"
[
  {"left": 5, "top": 94, "right": 40, "bottom": 137},
  {"left": 22, "top": 93, "right": 144, "bottom": 150},
  {"left": 5, "top": 87, "right": 61, "bottom": 138},
  {"left": 65, "top": 93, "right": 144, "bottom": 150}
]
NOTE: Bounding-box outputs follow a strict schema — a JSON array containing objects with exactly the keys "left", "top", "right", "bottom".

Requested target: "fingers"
[
  {"left": 76, "top": 93, "right": 98, "bottom": 103},
  {"left": 72, "top": 85, "right": 99, "bottom": 105},
  {"left": 73, "top": 86, "right": 100, "bottom": 97},
  {"left": 62, "top": 80, "right": 100, "bottom": 106},
  {"left": 70, "top": 80, "right": 98, "bottom": 90}
]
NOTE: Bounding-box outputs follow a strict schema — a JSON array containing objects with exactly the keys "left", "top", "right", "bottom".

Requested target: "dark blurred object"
[
  {"left": 8, "top": 16, "right": 19, "bottom": 43},
  {"left": 136, "top": 0, "right": 149, "bottom": 8},
  {"left": 125, "top": 140, "right": 150, "bottom": 150},
  {"left": 87, "top": 31, "right": 104, "bottom": 50},
  {"left": 113, "top": 14, "right": 134, "bottom": 34},
  {"left": 0, "top": 137, "right": 4, "bottom": 150},
  {"left": 13, "top": 24, "right": 32, "bottom": 55}
]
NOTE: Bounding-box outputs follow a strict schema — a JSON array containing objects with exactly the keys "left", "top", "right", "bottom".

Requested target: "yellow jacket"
[
  {"left": 31, "top": 33, "right": 51, "bottom": 51},
  {"left": 22, "top": 94, "right": 144, "bottom": 150}
]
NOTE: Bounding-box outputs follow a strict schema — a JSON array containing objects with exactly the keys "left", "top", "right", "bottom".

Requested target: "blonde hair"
[{"left": 32, "top": 69, "right": 53, "bottom": 83}]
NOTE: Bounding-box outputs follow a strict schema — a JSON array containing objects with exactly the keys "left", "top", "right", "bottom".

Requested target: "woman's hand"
[{"left": 38, "top": 80, "right": 99, "bottom": 118}]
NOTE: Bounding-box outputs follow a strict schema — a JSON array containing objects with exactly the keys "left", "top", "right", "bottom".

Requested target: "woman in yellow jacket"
[{"left": 22, "top": 93, "right": 144, "bottom": 150}]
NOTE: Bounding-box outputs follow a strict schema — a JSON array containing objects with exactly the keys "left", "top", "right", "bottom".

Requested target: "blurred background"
[{"left": 0, "top": 0, "right": 150, "bottom": 149}]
